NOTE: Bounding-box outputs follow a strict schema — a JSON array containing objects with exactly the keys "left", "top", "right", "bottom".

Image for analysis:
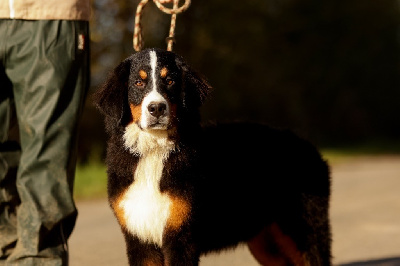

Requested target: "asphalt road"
[{"left": 69, "top": 156, "right": 400, "bottom": 266}]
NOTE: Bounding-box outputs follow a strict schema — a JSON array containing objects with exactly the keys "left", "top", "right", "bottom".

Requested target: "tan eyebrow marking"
[
  {"left": 139, "top": 70, "right": 147, "bottom": 80},
  {"left": 160, "top": 67, "right": 168, "bottom": 78}
]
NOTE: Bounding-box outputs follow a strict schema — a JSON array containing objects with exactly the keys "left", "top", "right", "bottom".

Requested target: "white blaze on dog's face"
[
  {"left": 128, "top": 50, "right": 180, "bottom": 131},
  {"left": 139, "top": 51, "right": 169, "bottom": 129},
  {"left": 124, "top": 50, "right": 180, "bottom": 156}
]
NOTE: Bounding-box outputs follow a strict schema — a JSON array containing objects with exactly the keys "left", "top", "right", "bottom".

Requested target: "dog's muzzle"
[
  {"left": 142, "top": 100, "right": 170, "bottom": 130},
  {"left": 148, "top": 102, "right": 167, "bottom": 119}
]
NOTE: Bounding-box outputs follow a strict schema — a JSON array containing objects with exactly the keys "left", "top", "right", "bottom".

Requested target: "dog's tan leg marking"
[
  {"left": 248, "top": 226, "right": 287, "bottom": 265},
  {"left": 130, "top": 103, "right": 142, "bottom": 123},
  {"left": 143, "top": 258, "right": 163, "bottom": 266},
  {"left": 165, "top": 194, "right": 191, "bottom": 231},
  {"left": 247, "top": 223, "right": 309, "bottom": 266}
]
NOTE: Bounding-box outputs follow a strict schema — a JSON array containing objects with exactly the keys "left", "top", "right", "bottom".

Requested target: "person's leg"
[
  {"left": 0, "top": 20, "right": 21, "bottom": 263},
  {"left": 0, "top": 135, "right": 20, "bottom": 261},
  {"left": 3, "top": 19, "right": 89, "bottom": 265}
]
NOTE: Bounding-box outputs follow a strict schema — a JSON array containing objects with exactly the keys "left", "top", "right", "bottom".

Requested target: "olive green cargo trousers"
[{"left": 0, "top": 20, "right": 90, "bottom": 265}]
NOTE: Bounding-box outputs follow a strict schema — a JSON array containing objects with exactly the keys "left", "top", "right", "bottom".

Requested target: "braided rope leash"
[{"left": 133, "top": 0, "right": 191, "bottom": 52}]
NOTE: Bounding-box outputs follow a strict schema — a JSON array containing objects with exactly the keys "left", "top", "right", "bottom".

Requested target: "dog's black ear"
[
  {"left": 94, "top": 58, "right": 131, "bottom": 125},
  {"left": 175, "top": 56, "right": 212, "bottom": 109}
]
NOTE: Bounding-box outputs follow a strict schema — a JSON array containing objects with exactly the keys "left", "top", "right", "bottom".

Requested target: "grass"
[
  {"left": 321, "top": 140, "right": 400, "bottom": 164},
  {"left": 74, "top": 161, "right": 107, "bottom": 200}
]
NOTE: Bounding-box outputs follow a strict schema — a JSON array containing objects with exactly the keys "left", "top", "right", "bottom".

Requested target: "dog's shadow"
[{"left": 339, "top": 256, "right": 400, "bottom": 266}]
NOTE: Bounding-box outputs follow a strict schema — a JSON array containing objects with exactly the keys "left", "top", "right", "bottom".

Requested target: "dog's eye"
[
  {"left": 135, "top": 80, "right": 144, "bottom": 87},
  {"left": 166, "top": 78, "right": 174, "bottom": 86}
]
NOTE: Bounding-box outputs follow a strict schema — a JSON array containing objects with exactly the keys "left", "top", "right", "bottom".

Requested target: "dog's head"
[
  {"left": 95, "top": 49, "right": 212, "bottom": 155},
  {"left": 95, "top": 48, "right": 211, "bottom": 131}
]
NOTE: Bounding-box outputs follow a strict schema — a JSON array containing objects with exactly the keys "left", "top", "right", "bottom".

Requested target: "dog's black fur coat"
[{"left": 95, "top": 48, "right": 331, "bottom": 266}]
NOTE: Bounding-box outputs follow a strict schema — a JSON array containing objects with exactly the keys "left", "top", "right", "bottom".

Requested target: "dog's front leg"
[
  {"left": 123, "top": 232, "right": 164, "bottom": 266},
  {"left": 162, "top": 233, "right": 200, "bottom": 266}
]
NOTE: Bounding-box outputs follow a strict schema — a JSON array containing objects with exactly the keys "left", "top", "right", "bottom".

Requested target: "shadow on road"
[{"left": 340, "top": 256, "right": 400, "bottom": 266}]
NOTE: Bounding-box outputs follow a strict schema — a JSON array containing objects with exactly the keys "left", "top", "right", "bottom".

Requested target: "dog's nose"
[{"left": 148, "top": 102, "right": 167, "bottom": 118}]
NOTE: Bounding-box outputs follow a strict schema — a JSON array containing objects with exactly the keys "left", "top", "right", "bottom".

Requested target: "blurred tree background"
[{"left": 78, "top": 0, "right": 400, "bottom": 163}]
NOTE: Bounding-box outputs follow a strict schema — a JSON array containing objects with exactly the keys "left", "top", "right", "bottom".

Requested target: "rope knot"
[{"left": 133, "top": 0, "right": 191, "bottom": 52}]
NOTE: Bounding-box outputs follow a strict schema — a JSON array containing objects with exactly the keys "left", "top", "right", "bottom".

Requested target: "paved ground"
[{"left": 69, "top": 156, "right": 400, "bottom": 266}]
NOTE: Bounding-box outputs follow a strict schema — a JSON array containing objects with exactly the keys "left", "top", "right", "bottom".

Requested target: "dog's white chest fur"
[
  {"left": 119, "top": 123, "right": 175, "bottom": 246},
  {"left": 119, "top": 152, "right": 171, "bottom": 246}
]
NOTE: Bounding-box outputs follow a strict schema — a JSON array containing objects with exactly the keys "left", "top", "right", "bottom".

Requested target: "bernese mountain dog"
[{"left": 94, "top": 48, "right": 331, "bottom": 266}]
